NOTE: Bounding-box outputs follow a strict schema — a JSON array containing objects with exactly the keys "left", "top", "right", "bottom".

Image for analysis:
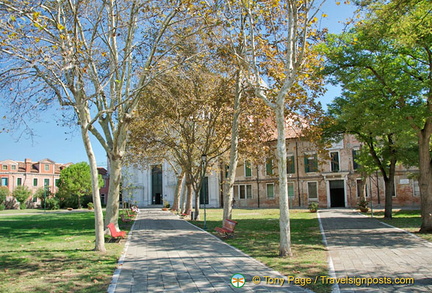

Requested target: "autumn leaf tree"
[
  {"left": 127, "top": 52, "right": 234, "bottom": 220},
  {"left": 0, "top": 0, "right": 210, "bottom": 251},
  {"left": 206, "top": 0, "right": 276, "bottom": 224},
  {"left": 231, "top": 0, "right": 327, "bottom": 257}
]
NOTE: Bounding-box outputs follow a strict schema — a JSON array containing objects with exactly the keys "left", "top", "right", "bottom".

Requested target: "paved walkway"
[
  {"left": 109, "top": 208, "right": 310, "bottom": 293},
  {"left": 318, "top": 209, "right": 432, "bottom": 292}
]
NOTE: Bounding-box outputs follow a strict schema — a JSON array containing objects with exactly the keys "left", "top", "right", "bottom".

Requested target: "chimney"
[{"left": 25, "top": 159, "right": 32, "bottom": 173}]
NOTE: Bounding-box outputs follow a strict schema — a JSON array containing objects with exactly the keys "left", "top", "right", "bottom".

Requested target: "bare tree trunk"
[
  {"left": 419, "top": 125, "right": 432, "bottom": 232},
  {"left": 104, "top": 122, "right": 129, "bottom": 228},
  {"left": 171, "top": 172, "right": 185, "bottom": 211},
  {"left": 184, "top": 174, "right": 193, "bottom": 214},
  {"left": 79, "top": 110, "right": 105, "bottom": 252},
  {"left": 223, "top": 70, "right": 242, "bottom": 221},
  {"left": 275, "top": 104, "right": 292, "bottom": 257},
  {"left": 105, "top": 155, "right": 122, "bottom": 228}
]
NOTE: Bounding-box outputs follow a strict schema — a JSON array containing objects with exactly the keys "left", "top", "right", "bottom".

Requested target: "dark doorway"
[
  {"left": 200, "top": 177, "right": 209, "bottom": 205},
  {"left": 151, "top": 165, "right": 163, "bottom": 205},
  {"left": 330, "top": 180, "right": 345, "bottom": 207}
]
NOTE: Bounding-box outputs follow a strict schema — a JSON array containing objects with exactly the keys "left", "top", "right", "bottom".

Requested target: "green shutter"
[
  {"left": 287, "top": 156, "right": 295, "bottom": 174},
  {"left": 266, "top": 159, "right": 273, "bottom": 175},
  {"left": 288, "top": 183, "right": 294, "bottom": 197},
  {"left": 245, "top": 161, "right": 252, "bottom": 177}
]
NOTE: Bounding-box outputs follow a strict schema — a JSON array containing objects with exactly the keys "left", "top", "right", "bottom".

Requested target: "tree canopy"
[
  {"left": 57, "top": 162, "right": 104, "bottom": 209},
  {"left": 322, "top": 0, "right": 431, "bottom": 227},
  {"left": 0, "top": 0, "right": 213, "bottom": 251}
]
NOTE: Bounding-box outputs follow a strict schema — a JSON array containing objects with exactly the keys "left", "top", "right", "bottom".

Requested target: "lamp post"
[{"left": 201, "top": 154, "right": 207, "bottom": 230}]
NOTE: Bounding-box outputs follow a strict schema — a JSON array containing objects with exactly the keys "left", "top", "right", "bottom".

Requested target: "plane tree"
[
  {"left": 227, "top": 0, "right": 327, "bottom": 257},
  {"left": 126, "top": 55, "right": 234, "bottom": 220},
  {"left": 206, "top": 1, "right": 278, "bottom": 224},
  {"left": 0, "top": 0, "right": 210, "bottom": 251}
]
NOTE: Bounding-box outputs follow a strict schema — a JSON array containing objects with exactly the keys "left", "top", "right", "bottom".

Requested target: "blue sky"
[{"left": 0, "top": 1, "right": 356, "bottom": 165}]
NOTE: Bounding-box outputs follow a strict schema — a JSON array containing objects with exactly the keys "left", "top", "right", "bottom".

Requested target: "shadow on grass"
[
  {"left": 0, "top": 249, "right": 118, "bottom": 293},
  {"left": 374, "top": 210, "right": 423, "bottom": 229},
  {"left": 0, "top": 214, "right": 95, "bottom": 242}
]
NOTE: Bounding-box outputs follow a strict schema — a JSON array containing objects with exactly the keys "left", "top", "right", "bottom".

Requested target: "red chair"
[{"left": 107, "top": 223, "right": 127, "bottom": 241}]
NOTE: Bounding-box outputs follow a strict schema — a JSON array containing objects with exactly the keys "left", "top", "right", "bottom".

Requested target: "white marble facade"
[{"left": 122, "top": 160, "right": 220, "bottom": 208}]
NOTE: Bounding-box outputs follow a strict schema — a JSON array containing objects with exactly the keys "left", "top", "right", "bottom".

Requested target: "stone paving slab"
[
  {"left": 109, "top": 208, "right": 311, "bottom": 293},
  {"left": 318, "top": 209, "right": 432, "bottom": 292}
]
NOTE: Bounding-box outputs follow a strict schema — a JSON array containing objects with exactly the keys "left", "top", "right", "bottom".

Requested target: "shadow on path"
[{"left": 319, "top": 209, "right": 432, "bottom": 292}]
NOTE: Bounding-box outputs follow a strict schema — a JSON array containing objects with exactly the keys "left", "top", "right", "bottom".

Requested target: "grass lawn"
[
  {"left": 368, "top": 209, "right": 432, "bottom": 242},
  {"left": 191, "top": 208, "right": 331, "bottom": 293},
  {"left": 0, "top": 210, "right": 132, "bottom": 293}
]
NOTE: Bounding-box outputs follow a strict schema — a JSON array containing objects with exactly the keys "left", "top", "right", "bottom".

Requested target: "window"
[
  {"left": 330, "top": 152, "right": 340, "bottom": 172},
  {"left": 11, "top": 165, "right": 16, "bottom": 170},
  {"left": 288, "top": 182, "right": 295, "bottom": 198},
  {"left": 352, "top": 150, "right": 360, "bottom": 170},
  {"left": 266, "top": 158, "right": 273, "bottom": 176},
  {"left": 287, "top": 155, "right": 295, "bottom": 174},
  {"left": 304, "top": 154, "right": 318, "bottom": 173},
  {"left": 2, "top": 165, "right": 7, "bottom": 170},
  {"left": 246, "top": 185, "right": 252, "bottom": 199},
  {"left": 44, "top": 164, "right": 50, "bottom": 171},
  {"left": 413, "top": 180, "right": 420, "bottom": 196},
  {"left": 245, "top": 161, "right": 252, "bottom": 177},
  {"left": 55, "top": 179, "right": 59, "bottom": 187},
  {"left": 17, "top": 178, "right": 22, "bottom": 186},
  {"left": 1, "top": 178, "right": 8, "bottom": 186},
  {"left": 236, "top": 184, "right": 253, "bottom": 199},
  {"left": 239, "top": 185, "right": 246, "bottom": 199},
  {"left": 307, "top": 182, "right": 318, "bottom": 200},
  {"left": 266, "top": 183, "right": 274, "bottom": 199},
  {"left": 33, "top": 178, "right": 38, "bottom": 187},
  {"left": 44, "top": 179, "right": 50, "bottom": 187}
]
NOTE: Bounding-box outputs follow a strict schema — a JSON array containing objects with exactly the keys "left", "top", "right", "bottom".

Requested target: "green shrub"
[
  {"left": 58, "top": 194, "right": 78, "bottom": 209},
  {"left": 12, "top": 186, "right": 32, "bottom": 209},
  {"left": 45, "top": 197, "right": 60, "bottom": 210},
  {"left": 0, "top": 186, "right": 9, "bottom": 205},
  {"left": 57, "top": 194, "right": 91, "bottom": 209},
  {"left": 0, "top": 203, "right": 5, "bottom": 211},
  {"left": 308, "top": 202, "right": 319, "bottom": 212}
]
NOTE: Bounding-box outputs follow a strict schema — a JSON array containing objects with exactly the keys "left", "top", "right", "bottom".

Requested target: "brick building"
[
  {"left": 0, "top": 158, "right": 110, "bottom": 207},
  {"left": 0, "top": 158, "right": 72, "bottom": 195},
  {"left": 230, "top": 134, "right": 420, "bottom": 209}
]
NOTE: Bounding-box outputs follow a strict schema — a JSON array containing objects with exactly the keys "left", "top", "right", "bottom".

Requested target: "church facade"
[{"left": 122, "top": 160, "right": 221, "bottom": 208}]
